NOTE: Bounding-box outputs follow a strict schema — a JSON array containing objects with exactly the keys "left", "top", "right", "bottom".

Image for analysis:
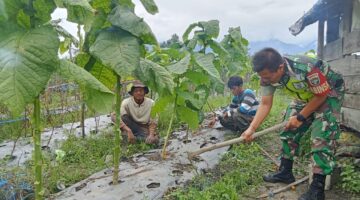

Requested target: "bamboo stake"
[
  {"left": 188, "top": 121, "right": 287, "bottom": 159},
  {"left": 256, "top": 175, "right": 309, "bottom": 199}
]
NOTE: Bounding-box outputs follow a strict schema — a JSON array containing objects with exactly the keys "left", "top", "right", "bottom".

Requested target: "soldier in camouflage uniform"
[{"left": 243, "top": 48, "right": 344, "bottom": 200}]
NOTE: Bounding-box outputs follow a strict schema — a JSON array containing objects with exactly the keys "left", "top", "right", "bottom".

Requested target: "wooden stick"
[
  {"left": 255, "top": 142, "right": 280, "bottom": 168},
  {"left": 188, "top": 121, "right": 287, "bottom": 159},
  {"left": 256, "top": 175, "right": 309, "bottom": 199}
]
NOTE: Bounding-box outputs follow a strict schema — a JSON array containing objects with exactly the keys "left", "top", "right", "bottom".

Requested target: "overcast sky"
[
  {"left": 52, "top": 0, "right": 319, "bottom": 45},
  {"left": 134, "top": 0, "right": 319, "bottom": 45}
]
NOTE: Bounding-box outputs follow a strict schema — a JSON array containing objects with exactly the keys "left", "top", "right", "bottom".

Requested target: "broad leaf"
[
  {"left": 208, "top": 40, "right": 229, "bottom": 59},
  {"left": 0, "top": 27, "right": 59, "bottom": 114},
  {"left": 59, "top": 38, "right": 72, "bottom": 54},
  {"left": 137, "top": 58, "right": 174, "bottom": 95},
  {"left": 0, "top": 0, "right": 7, "bottom": 20},
  {"left": 186, "top": 35, "right": 198, "bottom": 50},
  {"left": 91, "top": 0, "right": 112, "bottom": 14},
  {"left": 116, "top": 0, "right": 135, "bottom": 11},
  {"left": 177, "top": 91, "right": 203, "bottom": 111},
  {"left": 199, "top": 20, "right": 219, "bottom": 38},
  {"left": 89, "top": 61, "right": 117, "bottom": 90},
  {"left": 58, "top": 0, "right": 95, "bottom": 27},
  {"left": 139, "top": 0, "right": 158, "bottom": 15},
  {"left": 193, "top": 53, "right": 221, "bottom": 81},
  {"left": 90, "top": 28, "right": 140, "bottom": 77},
  {"left": 16, "top": 9, "right": 30, "bottom": 29},
  {"left": 177, "top": 106, "right": 199, "bottom": 130},
  {"left": 184, "top": 71, "right": 210, "bottom": 86},
  {"left": 108, "top": 5, "right": 157, "bottom": 45},
  {"left": 182, "top": 22, "right": 198, "bottom": 42},
  {"left": 151, "top": 95, "right": 174, "bottom": 117},
  {"left": 33, "top": 0, "right": 56, "bottom": 23},
  {"left": 0, "top": 0, "right": 24, "bottom": 23},
  {"left": 167, "top": 54, "right": 190, "bottom": 75},
  {"left": 57, "top": 60, "right": 114, "bottom": 113}
]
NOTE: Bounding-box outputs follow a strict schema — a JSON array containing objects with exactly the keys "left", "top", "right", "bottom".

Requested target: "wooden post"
[
  {"left": 342, "top": 0, "right": 353, "bottom": 34},
  {"left": 318, "top": 19, "right": 325, "bottom": 60}
]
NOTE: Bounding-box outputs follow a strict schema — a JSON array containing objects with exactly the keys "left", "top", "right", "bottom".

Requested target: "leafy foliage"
[
  {"left": 108, "top": 5, "right": 157, "bottom": 44},
  {"left": 0, "top": 27, "right": 59, "bottom": 115},
  {"left": 90, "top": 28, "right": 140, "bottom": 77},
  {"left": 340, "top": 162, "right": 360, "bottom": 193}
]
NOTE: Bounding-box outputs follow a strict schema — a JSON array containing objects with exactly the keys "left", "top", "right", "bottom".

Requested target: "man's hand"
[
  {"left": 285, "top": 115, "right": 303, "bottom": 130},
  {"left": 208, "top": 118, "right": 217, "bottom": 128},
  {"left": 242, "top": 126, "right": 256, "bottom": 142},
  {"left": 145, "top": 134, "right": 159, "bottom": 144},
  {"left": 223, "top": 111, "right": 229, "bottom": 118},
  {"left": 125, "top": 128, "right": 136, "bottom": 144}
]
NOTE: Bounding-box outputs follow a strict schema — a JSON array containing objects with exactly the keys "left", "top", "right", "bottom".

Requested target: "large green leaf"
[
  {"left": 16, "top": 9, "right": 30, "bottom": 29},
  {"left": 151, "top": 95, "right": 174, "bottom": 117},
  {"left": 184, "top": 71, "right": 210, "bottom": 86},
  {"left": 89, "top": 61, "right": 117, "bottom": 90},
  {"left": 0, "top": 0, "right": 24, "bottom": 23},
  {"left": 89, "top": 28, "right": 140, "bottom": 77},
  {"left": 208, "top": 40, "right": 229, "bottom": 59},
  {"left": 0, "top": 0, "right": 7, "bottom": 20},
  {"left": 177, "top": 91, "right": 203, "bottom": 111},
  {"left": 137, "top": 58, "right": 174, "bottom": 95},
  {"left": 33, "top": 0, "right": 56, "bottom": 24},
  {"left": 177, "top": 106, "right": 199, "bottom": 130},
  {"left": 167, "top": 54, "right": 190, "bottom": 75},
  {"left": 199, "top": 20, "right": 219, "bottom": 38},
  {"left": 0, "top": 27, "right": 59, "bottom": 114},
  {"left": 193, "top": 53, "right": 221, "bottom": 81},
  {"left": 57, "top": 60, "right": 114, "bottom": 113},
  {"left": 57, "top": 0, "right": 95, "bottom": 27},
  {"left": 108, "top": 5, "right": 157, "bottom": 44},
  {"left": 182, "top": 22, "right": 198, "bottom": 42},
  {"left": 91, "top": 0, "right": 112, "bottom": 14},
  {"left": 139, "top": 0, "right": 158, "bottom": 15}
]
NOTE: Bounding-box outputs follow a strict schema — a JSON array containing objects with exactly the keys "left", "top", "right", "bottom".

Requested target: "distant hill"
[{"left": 248, "top": 39, "right": 317, "bottom": 55}]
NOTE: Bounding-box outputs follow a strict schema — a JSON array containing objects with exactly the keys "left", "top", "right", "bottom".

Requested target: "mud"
[{"left": 50, "top": 126, "right": 233, "bottom": 200}]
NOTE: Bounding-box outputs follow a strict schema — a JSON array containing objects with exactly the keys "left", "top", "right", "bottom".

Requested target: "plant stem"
[
  {"left": 113, "top": 74, "right": 122, "bottom": 184},
  {"left": 81, "top": 102, "right": 85, "bottom": 138},
  {"left": 33, "top": 97, "right": 43, "bottom": 200},
  {"left": 162, "top": 90, "right": 178, "bottom": 159},
  {"left": 161, "top": 112, "right": 175, "bottom": 159}
]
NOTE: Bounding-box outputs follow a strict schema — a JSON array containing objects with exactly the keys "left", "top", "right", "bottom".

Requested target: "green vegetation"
[
  {"left": 165, "top": 94, "right": 290, "bottom": 199},
  {"left": 340, "top": 161, "right": 360, "bottom": 194}
]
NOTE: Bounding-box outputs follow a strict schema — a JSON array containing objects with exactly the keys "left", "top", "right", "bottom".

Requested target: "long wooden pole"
[
  {"left": 256, "top": 175, "right": 309, "bottom": 199},
  {"left": 188, "top": 121, "right": 287, "bottom": 159}
]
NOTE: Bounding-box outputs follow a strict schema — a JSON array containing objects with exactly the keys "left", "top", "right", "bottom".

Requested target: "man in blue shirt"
[{"left": 209, "top": 76, "right": 259, "bottom": 134}]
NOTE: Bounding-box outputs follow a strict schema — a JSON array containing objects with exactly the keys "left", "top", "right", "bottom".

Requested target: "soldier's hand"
[
  {"left": 242, "top": 126, "right": 256, "bottom": 142},
  {"left": 285, "top": 116, "right": 302, "bottom": 130}
]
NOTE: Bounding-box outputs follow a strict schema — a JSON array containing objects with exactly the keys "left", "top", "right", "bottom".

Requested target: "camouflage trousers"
[
  {"left": 219, "top": 112, "right": 252, "bottom": 134},
  {"left": 280, "top": 93, "right": 344, "bottom": 175}
]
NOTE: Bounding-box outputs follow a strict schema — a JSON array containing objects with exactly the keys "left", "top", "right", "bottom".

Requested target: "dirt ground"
[{"left": 255, "top": 134, "right": 359, "bottom": 200}]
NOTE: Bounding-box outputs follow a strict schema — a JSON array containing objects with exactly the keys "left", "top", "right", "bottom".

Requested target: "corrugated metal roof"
[{"left": 289, "top": 0, "right": 345, "bottom": 36}]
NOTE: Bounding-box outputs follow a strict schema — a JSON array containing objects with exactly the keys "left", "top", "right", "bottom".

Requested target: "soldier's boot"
[
  {"left": 298, "top": 174, "right": 325, "bottom": 200},
  {"left": 263, "top": 158, "right": 295, "bottom": 184}
]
